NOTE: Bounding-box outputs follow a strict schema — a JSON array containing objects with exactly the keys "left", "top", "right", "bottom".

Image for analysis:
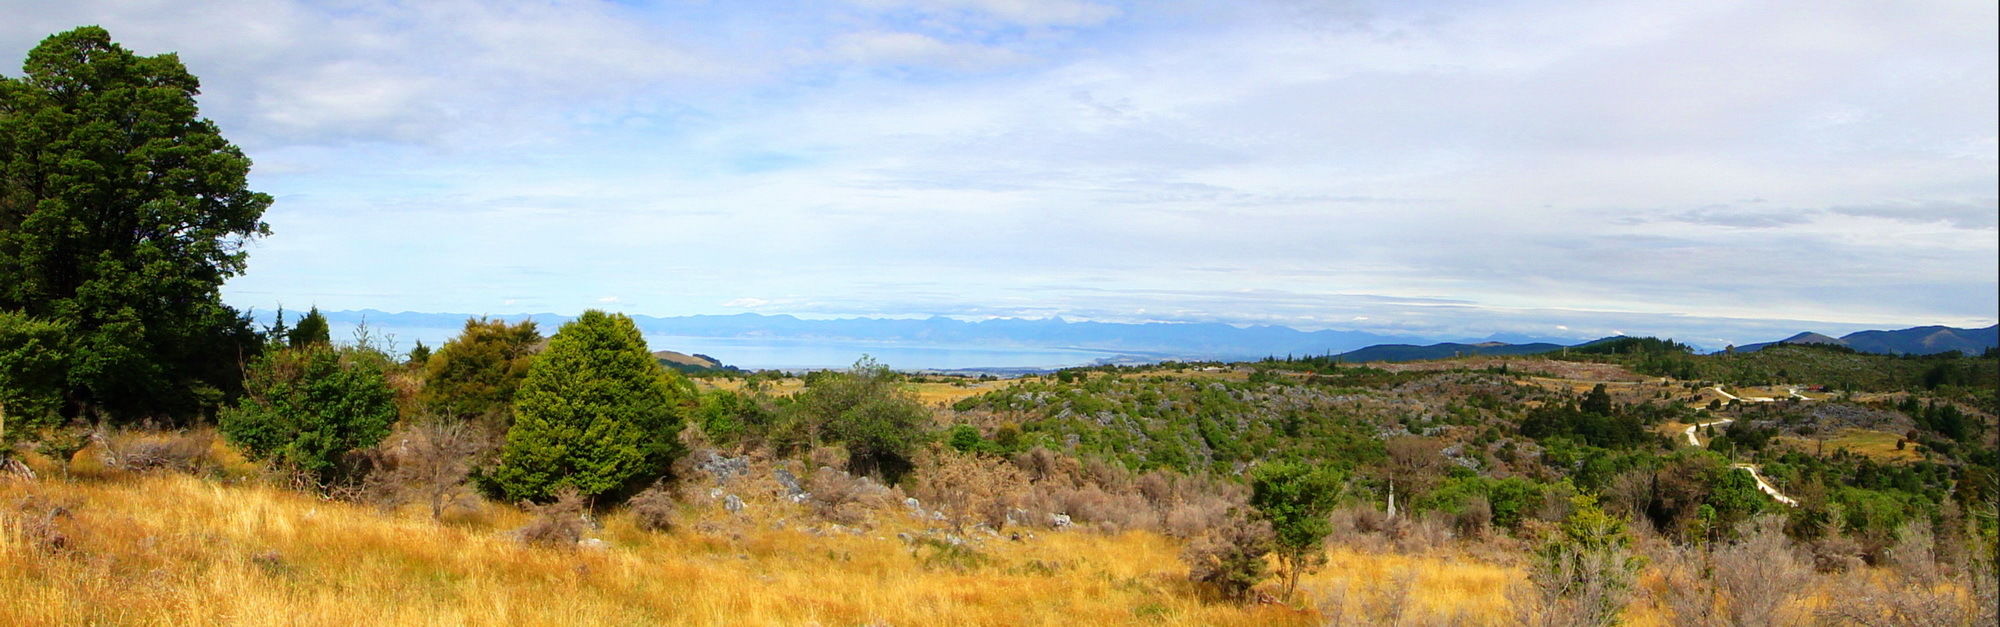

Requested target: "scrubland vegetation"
[{"left": 3, "top": 25, "right": 1998, "bottom": 626}]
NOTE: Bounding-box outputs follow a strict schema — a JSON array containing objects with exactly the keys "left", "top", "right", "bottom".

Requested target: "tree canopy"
[
  {"left": 219, "top": 344, "right": 397, "bottom": 485},
  {"left": 482, "top": 311, "right": 691, "bottom": 503},
  {"left": 419, "top": 317, "right": 541, "bottom": 424},
  {"left": 795, "top": 356, "right": 930, "bottom": 482},
  {"left": 0, "top": 26, "right": 271, "bottom": 423},
  {"left": 1250, "top": 460, "right": 1343, "bottom": 598},
  {"left": 288, "top": 307, "right": 331, "bottom": 349}
]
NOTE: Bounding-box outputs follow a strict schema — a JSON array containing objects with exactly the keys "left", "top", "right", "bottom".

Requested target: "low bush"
[
  {"left": 220, "top": 345, "right": 398, "bottom": 486},
  {"left": 1181, "top": 507, "right": 1274, "bottom": 602},
  {"left": 5, "top": 492, "right": 73, "bottom": 554},
  {"left": 907, "top": 447, "right": 1028, "bottom": 531},
  {"left": 359, "top": 420, "right": 487, "bottom": 520},
  {"left": 104, "top": 430, "right": 216, "bottom": 474},
  {"left": 627, "top": 484, "right": 677, "bottom": 532},
  {"left": 807, "top": 467, "right": 887, "bottom": 526},
  {"left": 516, "top": 488, "right": 589, "bottom": 547}
]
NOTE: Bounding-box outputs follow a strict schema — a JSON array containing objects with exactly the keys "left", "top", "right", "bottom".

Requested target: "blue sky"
[{"left": 4, "top": 0, "right": 1995, "bottom": 346}]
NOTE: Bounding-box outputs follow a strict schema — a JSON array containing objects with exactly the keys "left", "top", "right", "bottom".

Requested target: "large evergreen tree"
[
  {"left": 0, "top": 27, "right": 271, "bottom": 422},
  {"left": 482, "top": 311, "right": 691, "bottom": 503}
]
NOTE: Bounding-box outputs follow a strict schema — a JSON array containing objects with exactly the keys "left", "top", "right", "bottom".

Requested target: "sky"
[{"left": 3, "top": 0, "right": 1995, "bottom": 347}]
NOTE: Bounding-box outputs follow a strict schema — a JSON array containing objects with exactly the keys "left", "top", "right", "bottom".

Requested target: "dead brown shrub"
[
  {"left": 517, "top": 488, "right": 588, "bottom": 547},
  {"left": 361, "top": 420, "right": 488, "bottom": 520},
  {"left": 1181, "top": 507, "right": 1274, "bottom": 603},
  {"left": 105, "top": 430, "right": 215, "bottom": 474},
  {"left": 808, "top": 446, "right": 848, "bottom": 473},
  {"left": 1885, "top": 518, "right": 1939, "bottom": 581},
  {"left": 1018, "top": 483, "right": 1154, "bottom": 532},
  {"left": 1320, "top": 567, "right": 1420, "bottom": 626},
  {"left": 1816, "top": 569, "right": 1986, "bottom": 626},
  {"left": 1806, "top": 531, "right": 1865, "bottom": 573},
  {"left": 1454, "top": 496, "right": 1493, "bottom": 538},
  {"left": 1137, "top": 469, "right": 1177, "bottom": 505},
  {"left": 6, "top": 493, "right": 73, "bottom": 554},
  {"left": 1654, "top": 546, "right": 1722, "bottom": 626},
  {"left": 1080, "top": 457, "right": 1132, "bottom": 492},
  {"left": 628, "top": 484, "right": 677, "bottom": 533},
  {"left": 807, "top": 466, "right": 885, "bottom": 526},
  {"left": 1390, "top": 512, "right": 1454, "bottom": 553},
  {"left": 1011, "top": 447, "right": 1082, "bottom": 486},
  {"left": 1709, "top": 515, "right": 1810, "bottom": 626},
  {"left": 1656, "top": 516, "right": 1813, "bottom": 626},
  {"left": 908, "top": 448, "right": 1030, "bottom": 531},
  {"left": 1383, "top": 436, "right": 1447, "bottom": 500},
  {"left": 1332, "top": 504, "right": 1388, "bottom": 535}
]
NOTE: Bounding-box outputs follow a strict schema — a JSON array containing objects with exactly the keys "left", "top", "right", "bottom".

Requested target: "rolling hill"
[
  {"left": 1333, "top": 341, "right": 1564, "bottom": 362},
  {"left": 1738, "top": 325, "right": 1997, "bottom": 355}
]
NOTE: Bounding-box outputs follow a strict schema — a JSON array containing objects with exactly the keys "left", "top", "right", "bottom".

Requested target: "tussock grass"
[{"left": 1, "top": 470, "right": 1417, "bottom": 625}]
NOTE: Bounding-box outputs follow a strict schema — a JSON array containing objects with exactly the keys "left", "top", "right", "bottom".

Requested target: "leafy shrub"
[
  {"left": 483, "top": 311, "right": 692, "bottom": 503},
  {"left": 419, "top": 318, "right": 541, "bottom": 425},
  {"left": 1250, "top": 460, "right": 1343, "bottom": 598},
  {"left": 287, "top": 307, "right": 331, "bottom": 348},
  {"left": 794, "top": 357, "right": 930, "bottom": 482},
  {"left": 695, "top": 389, "right": 778, "bottom": 448},
  {"left": 0, "top": 311, "right": 68, "bottom": 447},
  {"left": 220, "top": 345, "right": 397, "bottom": 485},
  {"left": 1522, "top": 494, "right": 1643, "bottom": 626}
]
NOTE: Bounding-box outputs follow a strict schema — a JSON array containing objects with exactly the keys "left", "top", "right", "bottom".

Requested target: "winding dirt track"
[
  {"left": 1682, "top": 418, "right": 1735, "bottom": 446},
  {"left": 1734, "top": 464, "right": 1799, "bottom": 507},
  {"left": 1680, "top": 387, "right": 1801, "bottom": 507}
]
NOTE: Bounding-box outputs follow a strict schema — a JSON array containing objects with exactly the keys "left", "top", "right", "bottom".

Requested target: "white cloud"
[
  {"left": 847, "top": 0, "right": 1119, "bottom": 27},
  {"left": 830, "top": 31, "right": 1027, "bottom": 70},
  {"left": 6, "top": 1, "right": 1990, "bottom": 343}
]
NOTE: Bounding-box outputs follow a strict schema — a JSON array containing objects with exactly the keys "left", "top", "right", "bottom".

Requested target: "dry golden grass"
[
  {"left": 695, "top": 377, "right": 808, "bottom": 396},
  {"left": 6, "top": 465, "right": 1533, "bottom": 626},
  {"left": 694, "top": 376, "right": 1019, "bottom": 408},
  {"left": 1774, "top": 428, "right": 1922, "bottom": 463},
  {"left": 903, "top": 379, "right": 1019, "bottom": 407},
  {"left": 10, "top": 454, "right": 1926, "bottom": 626}
]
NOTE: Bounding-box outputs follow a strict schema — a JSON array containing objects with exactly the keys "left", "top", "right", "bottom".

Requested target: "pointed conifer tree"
[{"left": 482, "top": 310, "right": 691, "bottom": 503}]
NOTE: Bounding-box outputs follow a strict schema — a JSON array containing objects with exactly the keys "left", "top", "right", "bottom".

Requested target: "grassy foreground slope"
[{"left": 3, "top": 461, "right": 1522, "bottom": 626}]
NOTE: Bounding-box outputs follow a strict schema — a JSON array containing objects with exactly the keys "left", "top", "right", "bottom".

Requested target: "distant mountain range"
[
  {"left": 1329, "top": 324, "right": 1997, "bottom": 363},
  {"left": 289, "top": 309, "right": 1997, "bottom": 366},
  {"left": 1736, "top": 325, "right": 1998, "bottom": 356},
  {"left": 297, "top": 309, "right": 1455, "bottom": 361},
  {"left": 1331, "top": 341, "right": 1565, "bottom": 363}
]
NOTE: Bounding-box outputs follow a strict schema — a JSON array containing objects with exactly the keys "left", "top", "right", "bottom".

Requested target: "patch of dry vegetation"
[
  {"left": 1, "top": 469, "right": 1331, "bottom": 625},
  {"left": 1773, "top": 428, "right": 1924, "bottom": 463}
]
